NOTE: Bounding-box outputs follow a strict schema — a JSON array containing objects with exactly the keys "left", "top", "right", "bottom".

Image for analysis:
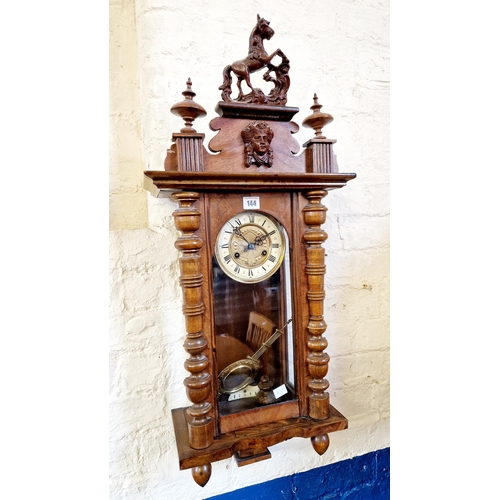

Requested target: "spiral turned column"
[
  {"left": 172, "top": 192, "right": 214, "bottom": 456},
  {"left": 303, "top": 189, "right": 331, "bottom": 422}
]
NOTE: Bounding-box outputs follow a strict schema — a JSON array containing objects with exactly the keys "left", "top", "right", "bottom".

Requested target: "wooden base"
[{"left": 171, "top": 405, "right": 348, "bottom": 471}]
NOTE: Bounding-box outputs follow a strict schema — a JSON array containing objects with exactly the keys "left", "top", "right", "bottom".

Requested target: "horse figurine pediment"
[{"left": 219, "top": 15, "right": 290, "bottom": 106}]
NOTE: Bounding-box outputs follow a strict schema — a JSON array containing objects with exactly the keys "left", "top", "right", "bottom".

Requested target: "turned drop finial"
[
  {"left": 302, "top": 93, "right": 333, "bottom": 139},
  {"left": 170, "top": 78, "right": 207, "bottom": 133}
]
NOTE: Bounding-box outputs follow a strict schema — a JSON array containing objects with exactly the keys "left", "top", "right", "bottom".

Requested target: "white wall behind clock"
[{"left": 109, "top": 0, "right": 390, "bottom": 498}]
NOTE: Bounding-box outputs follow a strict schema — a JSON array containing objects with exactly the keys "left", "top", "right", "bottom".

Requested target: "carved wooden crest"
[{"left": 219, "top": 15, "right": 289, "bottom": 105}]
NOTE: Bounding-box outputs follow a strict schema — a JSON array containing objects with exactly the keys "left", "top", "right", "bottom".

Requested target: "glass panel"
[{"left": 213, "top": 229, "right": 295, "bottom": 416}]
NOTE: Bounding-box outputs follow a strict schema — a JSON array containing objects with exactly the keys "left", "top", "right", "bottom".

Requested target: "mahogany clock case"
[{"left": 142, "top": 13, "right": 357, "bottom": 487}]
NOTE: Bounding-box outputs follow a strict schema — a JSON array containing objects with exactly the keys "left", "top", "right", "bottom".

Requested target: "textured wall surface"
[
  {"left": 110, "top": 0, "right": 148, "bottom": 230},
  {"left": 206, "top": 448, "right": 389, "bottom": 500},
  {"left": 109, "top": 1, "right": 389, "bottom": 498}
]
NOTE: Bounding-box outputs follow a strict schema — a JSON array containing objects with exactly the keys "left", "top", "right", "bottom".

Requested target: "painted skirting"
[{"left": 205, "top": 448, "right": 390, "bottom": 500}]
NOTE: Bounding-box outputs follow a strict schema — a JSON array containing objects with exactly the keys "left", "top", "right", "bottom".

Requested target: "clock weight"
[{"left": 255, "top": 376, "right": 276, "bottom": 405}]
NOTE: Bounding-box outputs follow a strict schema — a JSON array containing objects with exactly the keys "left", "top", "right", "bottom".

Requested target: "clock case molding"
[{"left": 143, "top": 15, "right": 356, "bottom": 488}]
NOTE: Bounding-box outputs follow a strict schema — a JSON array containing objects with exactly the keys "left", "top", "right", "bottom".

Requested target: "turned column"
[
  {"left": 303, "top": 189, "right": 331, "bottom": 421},
  {"left": 303, "top": 189, "right": 332, "bottom": 456},
  {"left": 171, "top": 191, "right": 214, "bottom": 454}
]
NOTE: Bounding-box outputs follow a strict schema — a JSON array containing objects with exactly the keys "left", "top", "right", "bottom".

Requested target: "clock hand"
[
  {"left": 233, "top": 227, "right": 256, "bottom": 251},
  {"left": 233, "top": 227, "right": 250, "bottom": 243},
  {"left": 253, "top": 231, "right": 272, "bottom": 246}
]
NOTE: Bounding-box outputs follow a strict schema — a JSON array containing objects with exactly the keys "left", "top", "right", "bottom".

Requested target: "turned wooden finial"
[
  {"left": 170, "top": 78, "right": 207, "bottom": 133},
  {"left": 302, "top": 94, "right": 333, "bottom": 139}
]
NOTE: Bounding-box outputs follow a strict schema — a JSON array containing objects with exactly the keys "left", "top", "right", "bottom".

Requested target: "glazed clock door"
[{"left": 208, "top": 192, "right": 300, "bottom": 434}]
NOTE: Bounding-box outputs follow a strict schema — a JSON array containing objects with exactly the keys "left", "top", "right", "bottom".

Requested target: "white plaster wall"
[
  {"left": 110, "top": 0, "right": 149, "bottom": 230},
  {"left": 109, "top": 0, "right": 389, "bottom": 498}
]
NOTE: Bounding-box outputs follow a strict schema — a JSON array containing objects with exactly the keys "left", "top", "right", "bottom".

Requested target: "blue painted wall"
[{"left": 205, "top": 448, "right": 389, "bottom": 500}]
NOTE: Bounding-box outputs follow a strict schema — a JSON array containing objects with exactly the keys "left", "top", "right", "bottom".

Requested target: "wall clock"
[{"left": 143, "top": 14, "right": 356, "bottom": 487}]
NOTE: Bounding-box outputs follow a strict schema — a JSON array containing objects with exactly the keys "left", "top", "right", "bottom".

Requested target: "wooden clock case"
[{"left": 143, "top": 15, "right": 356, "bottom": 487}]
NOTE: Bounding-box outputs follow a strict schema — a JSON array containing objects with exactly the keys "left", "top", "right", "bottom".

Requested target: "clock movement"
[{"left": 143, "top": 15, "right": 356, "bottom": 487}]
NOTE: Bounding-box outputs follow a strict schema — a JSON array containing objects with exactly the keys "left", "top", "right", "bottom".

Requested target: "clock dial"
[{"left": 214, "top": 211, "right": 286, "bottom": 284}]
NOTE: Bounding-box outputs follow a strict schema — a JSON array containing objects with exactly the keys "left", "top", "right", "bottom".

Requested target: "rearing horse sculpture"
[{"left": 219, "top": 15, "right": 289, "bottom": 104}]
